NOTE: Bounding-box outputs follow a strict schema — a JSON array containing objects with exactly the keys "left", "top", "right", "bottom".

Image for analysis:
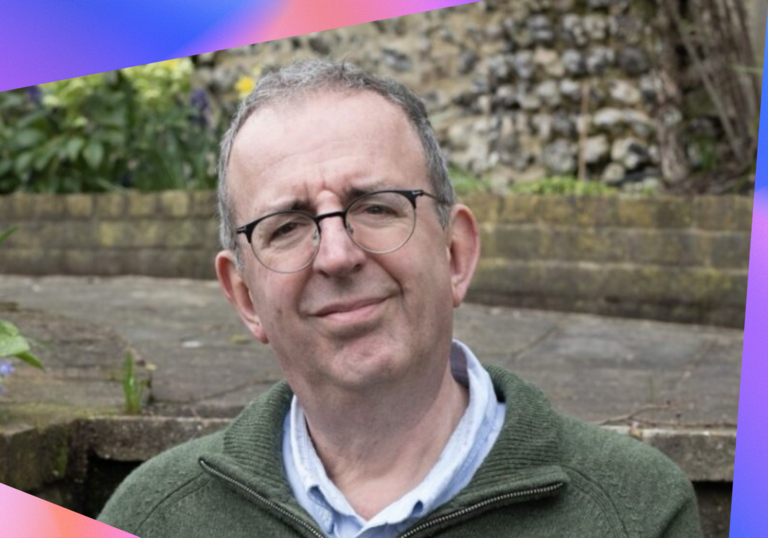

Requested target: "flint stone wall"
[
  {"left": 200, "top": 0, "right": 668, "bottom": 191},
  {"left": 0, "top": 191, "right": 752, "bottom": 328}
]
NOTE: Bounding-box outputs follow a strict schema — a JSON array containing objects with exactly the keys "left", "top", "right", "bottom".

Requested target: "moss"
[
  {"left": 449, "top": 164, "right": 491, "bottom": 196},
  {"left": 64, "top": 194, "right": 94, "bottom": 218},
  {"left": 52, "top": 443, "right": 69, "bottom": 479},
  {"left": 94, "top": 194, "right": 126, "bottom": 219},
  {"left": 509, "top": 177, "right": 620, "bottom": 196},
  {"left": 0, "top": 420, "right": 70, "bottom": 490},
  {"left": 158, "top": 190, "right": 191, "bottom": 217},
  {"left": 0, "top": 402, "right": 120, "bottom": 433}
]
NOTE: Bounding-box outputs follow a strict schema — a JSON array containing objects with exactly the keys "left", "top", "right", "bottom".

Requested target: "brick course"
[{"left": 0, "top": 191, "right": 753, "bottom": 327}]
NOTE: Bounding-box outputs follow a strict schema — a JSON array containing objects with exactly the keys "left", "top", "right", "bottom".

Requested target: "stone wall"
[
  {"left": 468, "top": 194, "right": 752, "bottom": 327},
  {"left": 0, "top": 191, "right": 219, "bottom": 279},
  {"left": 0, "top": 191, "right": 752, "bottom": 327},
  {"left": 0, "top": 418, "right": 734, "bottom": 537},
  {"left": 201, "top": 0, "right": 666, "bottom": 191}
]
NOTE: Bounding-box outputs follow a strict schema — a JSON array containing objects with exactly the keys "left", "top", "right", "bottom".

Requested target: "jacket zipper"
[
  {"left": 397, "top": 482, "right": 565, "bottom": 538},
  {"left": 200, "top": 459, "right": 326, "bottom": 538},
  {"left": 201, "top": 458, "right": 564, "bottom": 538}
]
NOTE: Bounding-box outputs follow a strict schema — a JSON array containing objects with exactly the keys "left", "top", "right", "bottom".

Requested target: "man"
[{"left": 99, "top": 60, "right": 702, "bottom": 537}]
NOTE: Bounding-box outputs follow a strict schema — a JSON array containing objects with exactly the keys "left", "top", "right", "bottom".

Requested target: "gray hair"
[{"left": 217, "top": 59, "right": 455, "bottom": 265}]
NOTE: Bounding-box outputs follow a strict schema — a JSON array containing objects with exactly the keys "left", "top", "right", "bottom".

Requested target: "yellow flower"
[
  {"left": 42, "top": 94, "right": 60, "bottom": 108},
  {"left": 235, "top": 75, "right": 256, "bottom": 99}
]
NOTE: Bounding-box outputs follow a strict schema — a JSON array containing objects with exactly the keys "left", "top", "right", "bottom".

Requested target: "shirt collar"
[{"left": 287, "top": 339, "right": 501, "bottom": 532}]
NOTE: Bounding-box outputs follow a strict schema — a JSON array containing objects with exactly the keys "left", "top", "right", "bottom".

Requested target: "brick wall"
[
  {"left": 466, "top": 194, "right": 752, "bottom": 327},
  {"left": 0, "top": 192, "right": 752, "bottom": 327},
  {"left": 0, "top": 191, "right": 219, "bottom": 279}
]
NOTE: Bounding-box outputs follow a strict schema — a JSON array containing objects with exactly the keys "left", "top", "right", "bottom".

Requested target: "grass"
[
  {"left": 123, "top": 350, "right": 149, "bottom": 415},
  {"left": 449, "top": 165, "right": 492, "bottom": 196},
  {"left": 508, "top": 176, "right": 620, "bottom": 196},
  {"left": 448, "top": 166, "right": 627, "bottom": 197}
]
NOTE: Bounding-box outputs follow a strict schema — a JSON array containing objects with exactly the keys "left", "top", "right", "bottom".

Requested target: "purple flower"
[
  {"left": 190, "top": 88, "right": 208, "bottom": 112},
  {"left": 26, "top": 86, "right": 42, "bottom": 106},
  {"left": 0, "top": 362, "right": 15, "bottom": 378},
  {"left": 190, "top": 88, "right": 209, "bottom": 127}
]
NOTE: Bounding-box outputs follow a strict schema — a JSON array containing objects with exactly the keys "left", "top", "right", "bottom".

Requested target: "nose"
[{"left": 312, "top": 215, "right": 367, "bottom": 276}]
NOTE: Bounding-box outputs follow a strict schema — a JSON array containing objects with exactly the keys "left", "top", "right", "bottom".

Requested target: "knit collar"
[{"left": 200, "top": 365, "right": 569, "bottom": 517}]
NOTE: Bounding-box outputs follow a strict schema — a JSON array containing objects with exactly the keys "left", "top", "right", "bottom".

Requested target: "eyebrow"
[
  {"left": 255, "top": 180, "right": 392, "bottom": 217},
  {"left": 265, "top": 198, "right": 313, "bottom": 214},
  {"left": 344, "top": 180, "right": 395, "bottom": 200}
]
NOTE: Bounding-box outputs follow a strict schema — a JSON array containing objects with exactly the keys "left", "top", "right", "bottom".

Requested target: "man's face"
[{"left": 217, "top": 90, "right": 478, "bottom": 398}]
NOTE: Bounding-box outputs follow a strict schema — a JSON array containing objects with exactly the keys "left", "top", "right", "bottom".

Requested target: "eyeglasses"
[{"left": 236, "top": 189, "right": 442, "bottom": 273}]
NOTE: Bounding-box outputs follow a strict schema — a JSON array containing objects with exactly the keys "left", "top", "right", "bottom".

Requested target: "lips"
[{"left": 313, "top": 297, "right": 387, "bottom": 318}]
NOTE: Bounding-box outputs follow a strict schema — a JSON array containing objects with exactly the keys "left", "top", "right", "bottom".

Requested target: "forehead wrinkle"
[
  {"left": 228, "top": 91, "right": 427, "bottom": 225},
  {"left": 251, "top": 178, "right": 395, "bottom": 220},
  {"left": 236, "top": 142, "right": 398, "bottom": 220}
]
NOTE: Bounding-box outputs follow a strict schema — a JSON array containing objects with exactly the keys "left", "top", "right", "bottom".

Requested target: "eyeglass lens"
[{"left": 251, "top": 191, "right": 417, "bottom": 273}]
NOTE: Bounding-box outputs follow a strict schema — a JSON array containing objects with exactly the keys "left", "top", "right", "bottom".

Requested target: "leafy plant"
[
  {"left": 509, "top": 176, "right": 619, "bottom": 196},
  {"left": 648, "top": 0, "right": 760, "bottom": 191},
  {"left": 0, "top": 320, "right": 44, "bottom": 395},
  {"left": 0, "top": 321, "right": 44, "bottom": 370},
  {"left": 448, "top": 167, "right": 624, "bottom": 197},
  {"left": 448, "top": 164, "right": 491, "bottom": 196},
  {"left": 0, "top": 226, "right": 44, "bottom": 395},
  {"left": 0, "top": 225, "right": 17, "bottom": 244},
  {"left": 123, "top": 349, "right": 149, "bottom": 415},
  {"left": 0, "top": 59, "right": 222, "bottom": 194}
]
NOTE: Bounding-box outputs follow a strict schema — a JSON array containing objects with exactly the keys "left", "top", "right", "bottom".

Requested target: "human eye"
[
  {"left": 361, "top": 202, "right": 397, "bottom": 215},
  {"left": 260, "top": 214, "right": 312, "bottom": 246},
  {"left": 272, "top": 221, "right": 302, "bottom": 238},
  {"left": 352, "top": 194, "right": 405, "bottom": 219}
]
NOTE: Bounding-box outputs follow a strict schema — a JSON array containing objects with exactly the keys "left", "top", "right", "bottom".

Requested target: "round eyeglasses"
[{"left": 236, "top": 189, "right": 442, "bottom": 273}]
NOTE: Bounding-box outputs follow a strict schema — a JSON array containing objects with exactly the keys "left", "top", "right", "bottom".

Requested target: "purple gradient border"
[
  {"left": 729, "top": 20, "right": 768, "bottom": 538},
  {"left": 0, "top": 0, "right": 479, "bottom": 92},
  {"left": 0, "top": 0, "right": 763, "bottom": 533}
]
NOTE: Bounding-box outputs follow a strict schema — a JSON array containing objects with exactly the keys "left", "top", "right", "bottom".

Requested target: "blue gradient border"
[
  {"left": 0, "top": 0, "right": 479, "bottom": 92},
  {"left": 729, "top": 20, "right": 768, "bottom": 538}
]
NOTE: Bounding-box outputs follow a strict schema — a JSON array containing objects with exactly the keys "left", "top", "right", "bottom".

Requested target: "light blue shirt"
[{"left": 282, "top": 340, "right": 506, "bottom": 538}]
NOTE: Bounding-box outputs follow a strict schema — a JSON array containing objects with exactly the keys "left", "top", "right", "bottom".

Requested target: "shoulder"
[
  {"left": 558, "top": 416, "right": 701, "bottom": 536},
  {"left": 560, "top": 415, "right": 684, "bottom": 478},
  {"left": 484, "top": 364, "right": 700, "bottom": 536},
  {"left": 98, "top": 428, "right": 225, "bottom": 534}
]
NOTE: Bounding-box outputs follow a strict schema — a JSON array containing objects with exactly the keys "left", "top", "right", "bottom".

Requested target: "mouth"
[{"left": 312, "top": 297, "right": 388, "bottom": 325}]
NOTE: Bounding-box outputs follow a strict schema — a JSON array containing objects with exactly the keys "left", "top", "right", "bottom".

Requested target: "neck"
[{"left": 296, "top": 358, "right": 469, "bottom": 520}]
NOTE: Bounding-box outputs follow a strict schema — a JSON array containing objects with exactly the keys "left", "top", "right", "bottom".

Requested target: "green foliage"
[
  {"left": 0, "top": 59, "right": 221, "bottom": 194},
  {"left": 690, "top": 138, "right": 719, "bottom": 173},
  {"left": 509, "top": 176, "right": 620, "bottom": 196},
  {"left": 123, "top": 349, "right": 148, "bottom": 415},
  {"left": 0, "top": 225, "right": 17, "bottom": 245},
  {"left": 0, "top": 320, "right": 44, "bottom": 370},
  {"left": 449, "top": 165, "right": 490, "bottom": 196},
  {"left": 0, "top": 227, "right": 44, "bottom": 383},
  {"left": 448, "top": 167, "right": 623, "bottom": 197}
]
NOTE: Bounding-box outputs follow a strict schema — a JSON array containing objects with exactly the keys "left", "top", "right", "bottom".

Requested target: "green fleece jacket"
[{"left": 99, "top": 365, "right": 702, "bottom": 537}]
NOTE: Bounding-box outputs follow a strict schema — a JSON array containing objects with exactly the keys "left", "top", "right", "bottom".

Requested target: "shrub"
[{"left": 0, "top": 59, "right": 222, "bottom": 194}]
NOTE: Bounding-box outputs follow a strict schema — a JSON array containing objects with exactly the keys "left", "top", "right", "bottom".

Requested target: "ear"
[
  {"left": 215, "top": 250, "right": 269, "bottom": 344},
  {"left": 447, "top": 204, "right": 481, "bottom": 308}
]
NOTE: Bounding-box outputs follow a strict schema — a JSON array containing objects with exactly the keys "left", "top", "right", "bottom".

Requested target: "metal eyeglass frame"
[{"left": 235, "top": 188, "right": 443, "bottom": 273}]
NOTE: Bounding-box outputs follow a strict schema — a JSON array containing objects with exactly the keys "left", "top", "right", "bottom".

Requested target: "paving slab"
[
  {"left": 0, "top": 275, "right": 740, "bottom": 537},
  {"left": 0, "top": 275, "right": 742, "bottom": 430}
]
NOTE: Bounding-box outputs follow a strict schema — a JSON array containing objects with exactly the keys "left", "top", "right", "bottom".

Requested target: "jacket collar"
[{"left": 200, "top": 365, "right": 569, "bottom": 512}]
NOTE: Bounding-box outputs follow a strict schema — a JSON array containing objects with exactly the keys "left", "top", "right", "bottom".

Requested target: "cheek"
[
  {"left": 403, "top": 248, "right": 452, "bottom": 305},
  {"left": 256, "top": 274, "right": 302, "bottom": 327}
]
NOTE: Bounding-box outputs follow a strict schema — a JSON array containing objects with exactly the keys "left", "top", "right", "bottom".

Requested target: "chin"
[{"left": 323, "top": 345, "right": 407, "bottom": 390}]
